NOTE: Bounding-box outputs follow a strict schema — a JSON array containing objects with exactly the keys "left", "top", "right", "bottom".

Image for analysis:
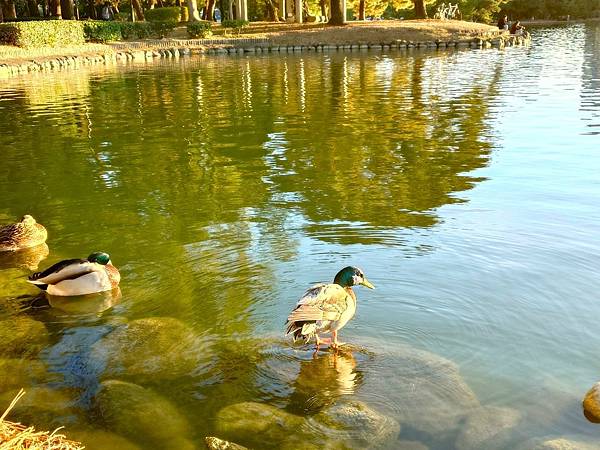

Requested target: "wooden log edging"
[{"left": 0, "top": 34, "right": 531, "bottom": 78}]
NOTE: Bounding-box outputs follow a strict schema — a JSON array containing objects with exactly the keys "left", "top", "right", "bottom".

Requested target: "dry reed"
[{"left": 0, "top": 389, "right": 84, "bottom": 450}]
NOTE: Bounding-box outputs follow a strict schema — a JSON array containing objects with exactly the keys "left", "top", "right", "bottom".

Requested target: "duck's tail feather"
[{"left": 285, "top": 320, "right": 316, "bottom": 344}]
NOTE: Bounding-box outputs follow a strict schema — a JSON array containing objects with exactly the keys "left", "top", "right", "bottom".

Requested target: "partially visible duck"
[
  {"left": 0, "top": 215, "right": 47, "bottom": 252},
  {"left": 28, "top": 252, "right": 120, "bottom": 296},
  {"left": 285, "top": 266, "right": 374, "bottom": 349}
]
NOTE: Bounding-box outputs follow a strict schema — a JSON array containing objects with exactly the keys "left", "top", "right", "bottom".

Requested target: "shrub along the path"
[{"left": 0, "top": 20, "right": 85, "bottom": 48}]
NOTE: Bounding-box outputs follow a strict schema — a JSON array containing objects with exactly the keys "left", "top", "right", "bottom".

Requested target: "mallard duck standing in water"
[
  {"left": 285, "top": 266, "right": 374, "bottom": 349},
  {"left": 0, "top": 215, "right": 47, "bottom": 252},
  {"left": 28, "top": 252, "right": 120, "bottom": 296}
]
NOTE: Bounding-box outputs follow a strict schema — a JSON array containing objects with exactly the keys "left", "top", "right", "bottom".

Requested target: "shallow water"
[{"left": 0, "top": 23, "right": 599, "bottom": 449}]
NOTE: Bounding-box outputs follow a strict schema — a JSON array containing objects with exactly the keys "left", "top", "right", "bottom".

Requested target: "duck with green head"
[
  {"left": 28, "top": 252, "right": 120, "bottom": 296},
  {"left": 285, "top": 266, "right": 374, "bottom": 349}
]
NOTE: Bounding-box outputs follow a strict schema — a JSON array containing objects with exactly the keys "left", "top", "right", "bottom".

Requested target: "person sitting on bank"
[
  {"left": 510, "top": 20, "right": 525, "bottom": 36},
  {"left": 497, "top": 13, "right": 508, "bottom": 31}
]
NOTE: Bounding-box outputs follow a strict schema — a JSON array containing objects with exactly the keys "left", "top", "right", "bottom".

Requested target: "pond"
[{"left": 0, "top": 22, "right": 598, "bottom": 449}]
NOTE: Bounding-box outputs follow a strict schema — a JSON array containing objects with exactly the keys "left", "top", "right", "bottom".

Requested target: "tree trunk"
[
  {"left": 413, "top": 0, "right": 427, "bottom": 19},
  {"left": 60, "top": 0, "right": 73, "bottom": 18},
  {"left": 328, "top": 0, "right": 343, "bottom": 24},
  {"left": 131, "top": 0, "right": 144, "bottom": 20},
  {"left": 318, "top": 0, "right": 327, "bottom": 19},
  {"left": 0, "top": 3, "right": 4, "bottom": 21},
  {"left": 203, "top": 0, "right": 214, "bottom": 20},
  {"left": 0, "top": 0, "right": 17, "bottom": 19},
  {"left": 87, "top": 0, "right": 96, "bottom": 19},
  {"left": 27, "top": 0, "right": 41, "bottom": 16},
  {"left": 264, "top": 0, "right": 278, "bottom": 20},
  {"left": 187, "top": 0, "right": 200, "bottom": 20},
  {"left": 48, "top": 0, "right": 60, "bottom": 16},
  {"left": 358, "top": 0, "right": 364, "bottom": 19}
]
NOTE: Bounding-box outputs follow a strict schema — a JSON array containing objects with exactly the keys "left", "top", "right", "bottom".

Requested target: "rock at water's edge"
[
  {"left": 582, "top": 382, "right": 600, "bottom": 423},
  {"left": 205, "top": 436, "right": 249, "bottom": 450},
  {"left": 515, "top": 436, "right": 600, "bottom": 450}
]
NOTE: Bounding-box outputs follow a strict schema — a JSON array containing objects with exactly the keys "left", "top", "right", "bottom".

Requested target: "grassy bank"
[{"left": 0, "top": 390, "right": 83, "bottom": 450}]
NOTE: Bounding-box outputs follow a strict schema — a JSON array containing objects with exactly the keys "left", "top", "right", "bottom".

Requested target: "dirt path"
[{"left": 257, "top": 19, "right": 499, "bottom": 45}]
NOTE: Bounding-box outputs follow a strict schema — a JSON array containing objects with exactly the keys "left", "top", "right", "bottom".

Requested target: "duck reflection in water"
[
  {"left": 0, "top": 243, "right": 49, "bottom": 271},
  {"left": 19, "top": 287, "right": 122, "bottom": 316},
  {"left": 288, "top": 348, "right": 363, "bottom": 414}
]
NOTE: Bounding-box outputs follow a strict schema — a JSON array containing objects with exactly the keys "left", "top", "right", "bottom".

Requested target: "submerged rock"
[
  {"left": 518, "top": 380, "right": 581, "bottom": 435},
  {"left": 205, "top": 436, "right": 249, "bottom": 450},
  {"left": 0, "top": 315, "right": 49, "bottom": 358},
  {"left": 215, "top": 400, "right": 398, "bottom": 450},
  {"left": 311, "top": 400, "right": 400, "bottom": 448},
  {"left": 0, "top": 358, "right": 59, "bottom": 392},
  {"left": 90, "top": 316, "right": 213, "bottom": 381},
  {"left": 396, "top": 441, "right": 429, "bottom": 450},
  {"left": 215, "top": 401, "right": 304, "bottom": 447},
  {"left": 355, "top": 339, "right": 479, "bottom": 437},
  {"left": 455, "top": 405, "right": 521, "bottom": 450},
  {"left": 515, "top": 436, "right": 600, "bottom": 450},
  {"left": 238, "top": 338, "right": 476, "bottom": 445},
  {"left": 0, "top": 387, "right": 79, "bottom": 429},
  {"left": 582, "top": 382, "right": 600, "bottom": 423},
  {"left": 94, "top": 379, "right": 193, "bottom": 449}
]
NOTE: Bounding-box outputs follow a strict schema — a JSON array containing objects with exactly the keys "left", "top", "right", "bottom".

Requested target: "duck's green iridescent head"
[
  {"left": 88, "top": 252, "right": 111, "bottom": 265},
  {"left": 333, "top": 266, "right": 375, "bottom": 289}
]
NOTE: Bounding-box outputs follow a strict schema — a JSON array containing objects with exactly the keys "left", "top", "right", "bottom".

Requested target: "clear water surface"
[{"left": 0, "top": 23, "right": 598, "bottom": 449}]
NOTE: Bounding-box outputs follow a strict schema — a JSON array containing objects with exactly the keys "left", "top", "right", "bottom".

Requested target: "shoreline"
[
  {"left": 0, "top": 20, "right": 530, "bottom": 78},
  {"left": 521, "top": 17, "right": 600, "bottom": 26}
]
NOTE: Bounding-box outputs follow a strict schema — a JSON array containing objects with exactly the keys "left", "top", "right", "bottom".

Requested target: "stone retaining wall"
[{"left": 0, "top": 34, "right": 530, "bottom": 78}]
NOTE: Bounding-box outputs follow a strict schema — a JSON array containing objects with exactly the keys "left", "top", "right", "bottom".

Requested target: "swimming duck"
[
  {"left": 285, "top": 266, "right": 374, "bottom": 349},
  {"left": 28, "top": 252, "right": 120, "bottom": 296},
  {"left": 0, "top": 215, "right": 48, "bottom": 252}
]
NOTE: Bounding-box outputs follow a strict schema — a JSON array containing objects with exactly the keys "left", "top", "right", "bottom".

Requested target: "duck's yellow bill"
[{"left": 361, "top": 278, "right": 375, "bottom": 289}]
